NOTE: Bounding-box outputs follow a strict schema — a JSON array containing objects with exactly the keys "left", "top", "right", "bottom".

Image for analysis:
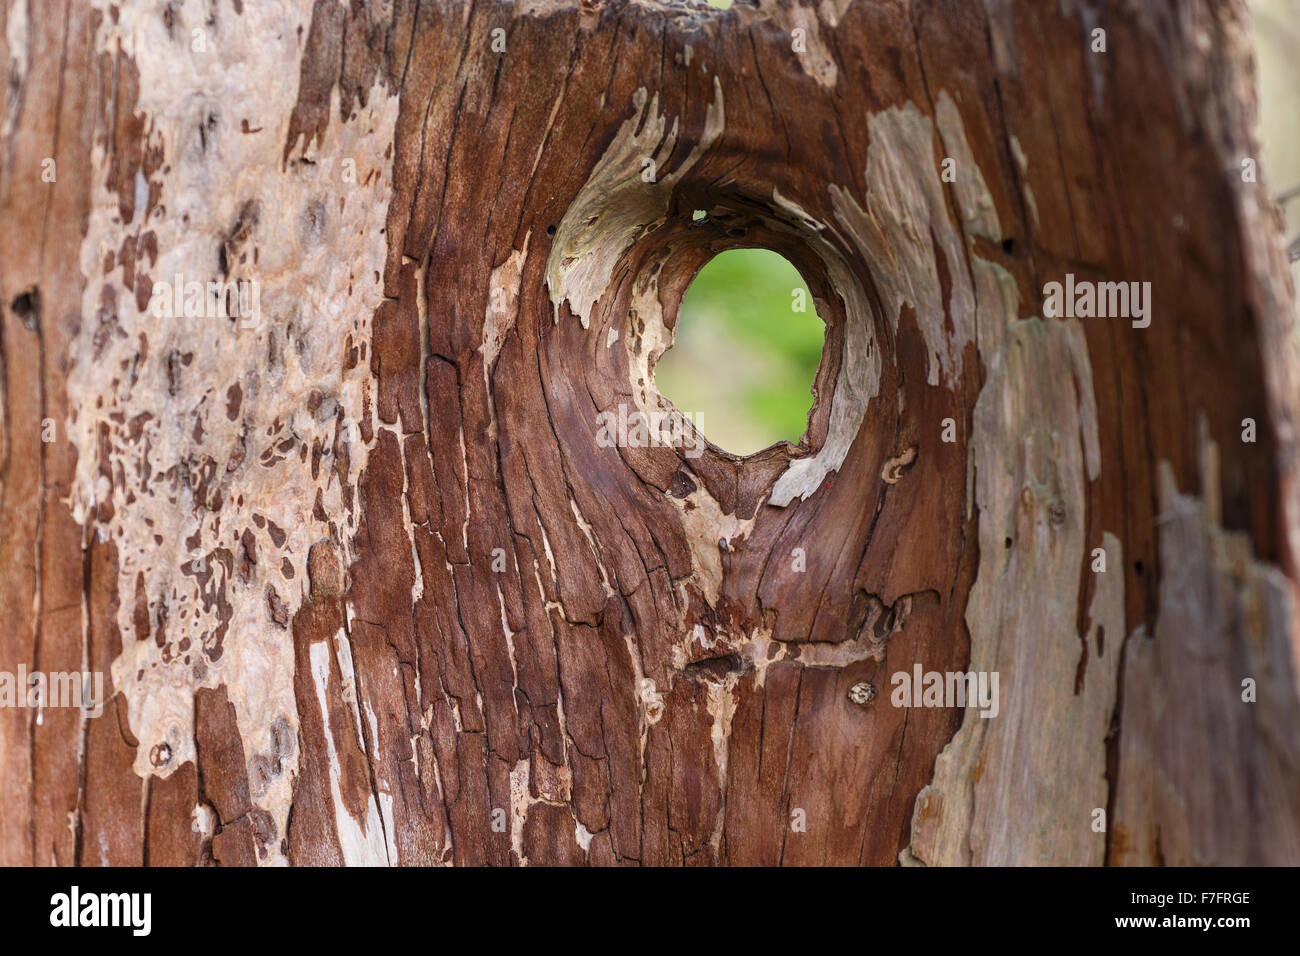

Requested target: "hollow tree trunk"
[{"left": 1, "top": 0, "right": 1298, "bottom": 867}]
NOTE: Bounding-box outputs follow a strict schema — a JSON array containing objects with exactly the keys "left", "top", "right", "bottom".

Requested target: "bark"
[{"left": 1, "top": 0, "right": 1298, "bottom": 866}]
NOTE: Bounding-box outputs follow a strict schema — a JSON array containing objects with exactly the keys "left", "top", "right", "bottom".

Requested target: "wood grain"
[{"left": 0, "top": 0, "right": 1296, "bottom": 866}]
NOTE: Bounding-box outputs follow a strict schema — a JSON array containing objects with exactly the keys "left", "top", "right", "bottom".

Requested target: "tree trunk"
[{"left": 1, "top": 0, "right": 1298, "bottom": 866}]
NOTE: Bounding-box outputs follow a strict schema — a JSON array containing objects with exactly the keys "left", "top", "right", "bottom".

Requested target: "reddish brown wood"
[{"left": 0, "top": 0, "right": 1297, "bottom": 866}]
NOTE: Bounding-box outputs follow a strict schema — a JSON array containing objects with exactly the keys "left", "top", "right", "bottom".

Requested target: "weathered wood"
[{"left": 0, "top": 0, "right": 1297, "bottom": 865}]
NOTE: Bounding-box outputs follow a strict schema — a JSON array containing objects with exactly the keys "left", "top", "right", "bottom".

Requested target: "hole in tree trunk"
[{"left": 653, "top": 248, "right": 825, "bottom": 456}]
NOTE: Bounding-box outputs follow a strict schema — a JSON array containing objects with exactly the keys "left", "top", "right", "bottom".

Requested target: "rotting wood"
[{"left": 0, "top": 0, "right": 1297, "bottom": 866}]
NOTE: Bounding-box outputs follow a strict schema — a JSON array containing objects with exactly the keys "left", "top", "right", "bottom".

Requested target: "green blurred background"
[{"left": 653, "top": 248, "right": 824, "bottom": 456}]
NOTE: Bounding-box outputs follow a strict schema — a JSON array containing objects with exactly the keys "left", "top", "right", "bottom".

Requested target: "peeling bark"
[{"left": 1, "top": 0, "right": 1297, "bottom": 866}]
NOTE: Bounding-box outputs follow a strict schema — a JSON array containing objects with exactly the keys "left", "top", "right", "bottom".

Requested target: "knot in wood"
[{"left": 848, "top": 682, "right": 876, "bottom": 706}]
